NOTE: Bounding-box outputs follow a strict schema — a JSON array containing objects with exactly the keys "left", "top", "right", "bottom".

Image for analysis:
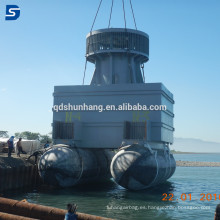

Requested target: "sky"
[{"left": 0, "top": 0, "right": 219, "bottom": 143}]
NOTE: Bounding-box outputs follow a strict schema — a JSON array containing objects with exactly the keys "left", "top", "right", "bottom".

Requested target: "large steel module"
[{"left": 38, "top": 28, "right": 176, "bottom": 190}]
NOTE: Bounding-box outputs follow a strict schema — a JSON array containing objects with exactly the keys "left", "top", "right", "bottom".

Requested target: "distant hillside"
[{"left": 171, "top": 137, "right": 220, "bottom": 153}]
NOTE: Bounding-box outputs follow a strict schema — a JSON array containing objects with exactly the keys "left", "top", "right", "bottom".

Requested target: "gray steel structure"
[
  {"left": 87, "top": 28, "right": 148, "bottom": 84},
  {"left": 52, "top": 28, "right": 174, "bottom": 148},
  {"left": 39, "top": 28, "right": 176, "bottom": 190}
]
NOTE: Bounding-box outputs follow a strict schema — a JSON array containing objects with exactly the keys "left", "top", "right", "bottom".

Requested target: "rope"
[
  {"left": 129, "top": 0, "right": 137, "bottom": 30},
  {"left": 83, "top": 0, "right": 103, "bottom": 84},
  {"left": 90, "top": 0, "right": 103, "bottom": 32},
  {"left": 82, "top": 59, "right": 87, "bottom": 85},
  {"left": 122, "top": 0, "right": 127, "bottom": 29},
  {"left": 141, "top": 64, "right": 145, "bottom": 83},
  {"left": 108, "top": 0, "right": 114, "bottom": 28}
]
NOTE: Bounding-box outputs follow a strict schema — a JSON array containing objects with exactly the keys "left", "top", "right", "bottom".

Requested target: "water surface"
[{"left": 3, "top": 154, "right": 220, "bottom": 220}]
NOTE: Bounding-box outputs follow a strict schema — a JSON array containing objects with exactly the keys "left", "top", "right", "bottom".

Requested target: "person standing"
[
  {"left": 44, "top": 141, "right": 50, "bottom": 149},
  {"left": 215, "top": 204, "right": 220, "bottom": 220},
  {"left": 7, "top": 136, "right": 14, "bottom": 157},
  {"left": 64, "top": 203, "right": 78, "bottom": 220},
  {"left": 17, "top": 138, "right": 26, "bottom": 157}
]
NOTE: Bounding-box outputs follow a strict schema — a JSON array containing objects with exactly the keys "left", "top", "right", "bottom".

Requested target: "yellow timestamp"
[{"left": 162, "top": 193, "right": 220, "bottom": 201}]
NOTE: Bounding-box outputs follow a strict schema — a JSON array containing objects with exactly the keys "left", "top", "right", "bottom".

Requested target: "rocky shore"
[
  {"left": 0, "top": 153, "right": 34, "bottom": 168},
  {"left": 176, "top": 160, "right": 220, "bottom": 167}
]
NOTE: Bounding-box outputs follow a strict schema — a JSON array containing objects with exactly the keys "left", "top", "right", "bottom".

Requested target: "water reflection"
[{"left": 3, "top": 167, "right": 218, "bottom": 220}]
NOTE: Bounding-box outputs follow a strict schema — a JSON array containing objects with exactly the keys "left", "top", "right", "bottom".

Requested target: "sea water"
[{"left": 3, "top": 154, "right": 220, "bottom": 220}]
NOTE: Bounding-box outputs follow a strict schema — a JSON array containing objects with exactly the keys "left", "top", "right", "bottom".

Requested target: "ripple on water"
[{"left": 2, "top": 166, "right": 220, "bottom": 220}]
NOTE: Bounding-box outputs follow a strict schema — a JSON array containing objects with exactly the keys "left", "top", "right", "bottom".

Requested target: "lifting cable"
[
  {"left": 82, "top": 59, "right": 87, "bottom": 85},
  {"left": 83, "top": 0, "right": 103, "bottom": 85},
  {"left": 83, "top": 0, "right": 138, "bottom": 84},
  {"left": 122, "top": 0, "right": 127, "bottom": 29},
  {"left": 108, "top": 0, "right": 114, "bottom": 28},
  {"left": 129, "top": 0, "right": 137, "bottom": 30},
  {"left": 141, "top": 64, "right": 145, "bottom": 83},
  {"left": 90, "top": 0, "right": 103, "bottom": 32}
]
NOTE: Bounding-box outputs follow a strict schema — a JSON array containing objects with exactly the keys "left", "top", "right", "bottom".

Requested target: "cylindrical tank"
[
  {"left": 110, "top": 144, "right": 176, "bottom": 190},
  {"left": 38, "top": 145, "right": 114, "bottom": 187}
]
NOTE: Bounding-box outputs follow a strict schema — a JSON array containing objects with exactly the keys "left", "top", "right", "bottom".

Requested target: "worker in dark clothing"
[
  {"left": 64, "top": 203, "right": 78, "bottom": 220},
  {"left": 7, "top": 136, "right": 14, "bottom": 157},
  {"left": 215, "top": 204, "right": 220, "bottom": 220},
  {"left": 17, "top": 138, "right": 26, "bottom": 157},
  {"left": 27, "top": 150, "right": 44, "bottom": 165},
  {"left": 44, "top": 141, "right": 50, "bottom": 149}
]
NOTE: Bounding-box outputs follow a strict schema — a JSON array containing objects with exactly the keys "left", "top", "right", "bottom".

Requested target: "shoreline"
[
  {"left": 176, "top": 160, "right": 220, "bottom": 167},
  {"left": 1, "top": 154, "right": 220, "bottom": 168},
  {"left": 0, "top": 153, "right": 34, "bottom": 169},
  {"left": 172, "top": 152, "right": 220, "bottom": 154}
]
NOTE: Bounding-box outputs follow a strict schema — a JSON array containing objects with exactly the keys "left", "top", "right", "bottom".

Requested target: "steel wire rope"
[
  {"left": 90, "top": 0, "right": 103, "bottom": 32},
  {"left": 122, "top": 0, "right": 127, "bottom": 29},
  {"left": 141, "top": 64, "right": 145, "bottom": 83},
  {"left": 108, "top": 0, "right": 114, "bottom": 28},
  {"left": 129, "top": 0, "right": 137, "bottom": 30},
  {"left": 83, "top": 0, "right": 103, "bottom": 84}
]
